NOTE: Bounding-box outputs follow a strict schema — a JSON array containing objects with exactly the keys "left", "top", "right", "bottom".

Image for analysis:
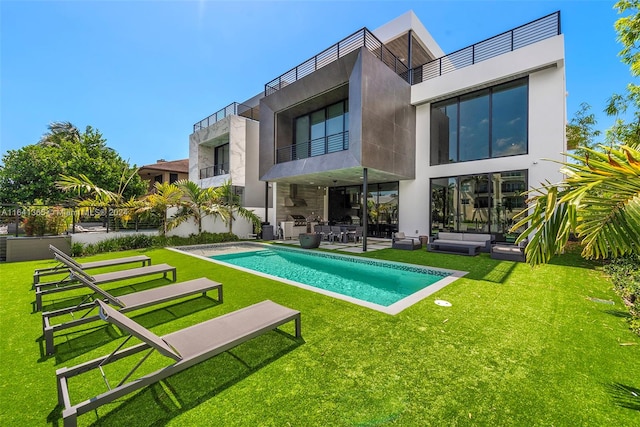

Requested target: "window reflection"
[
  {"left": 431, "top": 170, "right": 528, "bottom": 239},
  {"left": 430, "top": 78, "right": 528, "bottom": 165}
]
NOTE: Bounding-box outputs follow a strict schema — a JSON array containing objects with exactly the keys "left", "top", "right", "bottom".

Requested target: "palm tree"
[
  {"left": 136, "top": 182, "right": 183, "bottom": 236},
  {"left": 171, "top": 180, "right": 228, "bottom": 233},
  {"left": 39, "top": 121, "right": 81, "bottom": 147},
  {"left": 56, "top": 169, "right": 143, "bottom": 231},
  {"left": 512, "top": 144, "right": 640, "bottom": 265},
  {"left": 215, "top": 180, "right": 262, "bottom": 234}
]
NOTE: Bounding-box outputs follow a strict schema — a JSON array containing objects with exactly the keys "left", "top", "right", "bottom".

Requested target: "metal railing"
[
  {"left": 411, "top": 11, "right": 561, "bottom": 84},
  {"left": 265, "top": 28, "right": 409, "bottom": 96},
  {"left": 0, "top": 204, "right": 160, "bottom": 238},
  {"left": 193, "top": 102, "right": 258, "bottom": 132},
  {"left": 199, "top": 163, "right": 230, "bottom": 179},
  {"left": 276, "top": 131, "right": 349, "bottom": 163}
]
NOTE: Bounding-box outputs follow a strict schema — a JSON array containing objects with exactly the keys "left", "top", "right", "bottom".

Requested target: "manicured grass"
[{"left": 1, "top": 245, "right": 639, "bottom": 426}]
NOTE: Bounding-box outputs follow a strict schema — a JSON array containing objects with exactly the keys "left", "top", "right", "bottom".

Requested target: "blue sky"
[{"left": 0, "top": 0, "right": 632, "bottom": 167}]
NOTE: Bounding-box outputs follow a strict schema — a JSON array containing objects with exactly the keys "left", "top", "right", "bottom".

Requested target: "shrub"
[
  {"left": 71, "top": 242, "right": 84, "bottom": 257},
  {"left": 604, "top": 254, "right": 640, "bottom": 335},
  {"left": 72, "top": 232, "right": 239, "bottom": 257}
]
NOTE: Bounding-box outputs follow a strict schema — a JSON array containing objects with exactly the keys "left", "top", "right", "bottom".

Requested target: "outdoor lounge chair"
[
  {"left": 33, "top": 245, "right": 151, "bottom": 287},
  {"left": 57, "top": 299, "right": 301, "bottom": 427},
  {"left": 35, "top": 253, "right": 176, "bottom": 311},
  {"left": 42, "top": 272, "right": 222, "bottom": 355}
]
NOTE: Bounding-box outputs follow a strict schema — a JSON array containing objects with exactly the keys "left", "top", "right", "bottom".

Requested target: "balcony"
[
  {"left": 193, "top": 102, "right": 258, "bottom": 133},
  {"left": 199, "top": 163, "right": 229, "bottom": 179},
  {"left": 411, "top": 11, "right": 561, "bottom": 84},
  {"left": 276, "top": 131, "right": 349, "bottom": 163},
  {"left": 265, "top": 28, "right": 408, "bottom": 96}
]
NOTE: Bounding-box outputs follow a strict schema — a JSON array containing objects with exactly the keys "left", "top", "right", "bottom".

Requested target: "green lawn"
[{"left": 1, "top": 245, "right": 639, "bottom": 426}]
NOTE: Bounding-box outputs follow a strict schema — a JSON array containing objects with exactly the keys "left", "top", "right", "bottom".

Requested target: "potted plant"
[{"left": 298, "top": 233, "right": 321, "bottom": 249}]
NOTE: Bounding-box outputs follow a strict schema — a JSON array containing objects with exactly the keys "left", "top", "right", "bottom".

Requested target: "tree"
[
  {"left": 215, "top": 180, "right": 262, "bottom": 234},
  {"left": 0, "top": 123, "right": 146, "bottom": 204},
  {"left": 513, "top": 0, "right": 640, "bottom": 265},
  {"left": 171, "top": 180, "right": 227, "bottom": 234},
  {"left": 136, "top": 182, "right": 183, "bottom": 236},
  {"left": 39, "top": 121, "right": 81, "bottom": 147}
]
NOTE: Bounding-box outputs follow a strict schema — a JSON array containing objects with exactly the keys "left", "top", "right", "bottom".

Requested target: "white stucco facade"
[{"left": 401, "top": 34, "right": 566, "bottom": 237}]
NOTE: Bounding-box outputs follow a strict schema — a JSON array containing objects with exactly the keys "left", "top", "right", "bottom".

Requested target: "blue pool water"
[{"left": 211, "top": 246, "right": 451, "bottom": 307}]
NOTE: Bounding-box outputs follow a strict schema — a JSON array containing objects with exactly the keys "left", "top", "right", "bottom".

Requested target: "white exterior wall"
[
  {"left": 401, "top": 35, "right": 566, "bottom": 236},
  {"left": 166, "top": 206, "right": 262, "bottom": 239}
]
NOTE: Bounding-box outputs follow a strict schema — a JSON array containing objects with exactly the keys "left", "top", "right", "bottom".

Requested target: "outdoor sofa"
[
  {"left": 490, "top": 240, "right": 527, "bottom": 262},
  {"left": 56, "top": 299, "right": 301, "bottom": 427},
  {"left": 427, "top": 232, "right": 494, "bottom": 256},
  {"left": 392, "top": 232, "right": 422, "bottom": 250}
]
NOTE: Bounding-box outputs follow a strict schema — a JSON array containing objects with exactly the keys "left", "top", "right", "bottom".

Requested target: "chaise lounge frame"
[
  {"left": 42, "top": 272, "right": 223, "bottom": 355},
  {"left": 35, "top": 253, "right": 177, "bottom": 311},
  {"left": 33, "top": 245, "right": 151, "bottom": 287},
  {"left": 57, "top": 299, "right": 301, "bottom": 427}
]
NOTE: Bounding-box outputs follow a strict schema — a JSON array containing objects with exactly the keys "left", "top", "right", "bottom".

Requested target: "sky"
[{"left": 0, "top": 0, "right": 634, "bottom": 167}]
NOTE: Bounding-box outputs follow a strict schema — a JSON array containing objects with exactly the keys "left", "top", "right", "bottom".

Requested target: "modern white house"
[{"left": 189, "top": 10, "right": 565, "bottom": 244}]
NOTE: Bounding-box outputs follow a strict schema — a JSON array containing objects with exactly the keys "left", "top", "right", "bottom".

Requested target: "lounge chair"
[
  {"left": 35, "top": 253, "right": 176, "bottom": 311},
  {"left": 33, "top": 245, "right": 152, "bottom": 287},
  {"left": 42, "top": 272, "right": 222, "bottom": 355},
  {"left": 57, "top": 299, "right": 301, "bottom": 427}
]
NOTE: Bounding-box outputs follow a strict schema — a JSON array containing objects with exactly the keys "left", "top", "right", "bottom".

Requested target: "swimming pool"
[{"left": 176, "top": 243, "right": 465, "bottom": 314}]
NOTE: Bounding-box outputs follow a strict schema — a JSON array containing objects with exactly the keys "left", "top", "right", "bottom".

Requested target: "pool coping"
[{"left": 169, "top": 242, "right": 467, "bottom": 315}]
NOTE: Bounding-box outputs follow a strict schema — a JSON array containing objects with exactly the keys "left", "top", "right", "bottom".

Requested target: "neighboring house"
[
  {"left": 138, "top": 159, "right": 189, "bottom": 192},
  {"left": 190, "top": 10, "right": 565, "bottom": 242}
]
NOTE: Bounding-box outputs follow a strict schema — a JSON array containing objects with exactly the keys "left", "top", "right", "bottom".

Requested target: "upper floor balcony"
[
  {"left": 199, "top": 163, "right": 229, "bottom": 179},
  {"left": 410, "top": 11, "right": 561, "bottom": 84},
  {"left": 264, "top": 28, "right": 409, "bottom": 96},
  {"left": 193, "top": 102, "right": 259, "bottom": 133},
  {"left": 276, "top": 131, "right": 349, "bottom": 164}
]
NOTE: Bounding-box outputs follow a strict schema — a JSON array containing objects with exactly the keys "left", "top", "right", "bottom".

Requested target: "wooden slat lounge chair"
[
  {"left": 57, "top": 299, "right": 301, "bottom": 427},
  {"left": 33, "top": 245, "right": 151, "bottom": 287},
  {"left": 35, "top": 253, "right": 177, "bottom": 311},
  {"left": 42, "top": 272, "right": 223, "bottom": 355}
]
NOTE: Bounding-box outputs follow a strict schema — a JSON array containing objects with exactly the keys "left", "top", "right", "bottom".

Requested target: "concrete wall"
[{"left": 401, "top": 35, "right": 566, "bottom": 237}]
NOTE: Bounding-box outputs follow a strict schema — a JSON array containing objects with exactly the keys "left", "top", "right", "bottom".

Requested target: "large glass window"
[
  {"left": 294, "top": 100, "right": 349, "bottom": 159},
  {"left": 327, "top": 181, "right": 398, "bottom": 238},
  {"left": 431, "top": 177, "right": 458, "bottom": 233},
  {"left": 430, "top": 78, "right": 528, "bottom": 165},
  {"left": 214, "top": 143, "right": 229, "bottom": 175},
  {"left": 459, "top": 90, "right": 490, "bottom": 161},
  {"left": 492, "top": 80, "right": 528, "bottom": 157},
  {"left": 430, "top": 170, "right": 528, "bottom": 239},
  {"left": 430, "top": 101, "right": 458, "bottom": 164}
]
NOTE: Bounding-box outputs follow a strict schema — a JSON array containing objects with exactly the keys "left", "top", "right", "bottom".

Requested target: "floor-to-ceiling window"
[
  {"left": 214, "top": 143, "right": 229, "bottom": 175},
  {"left": 294, "top": 100, "right": 349, "bottom": 160},
  {"left": 430, "top": 170, "right": 527, "bottom": 239},
  {"left": 431, "top": 78, "right": 528, "bottom": 165},
  {"left": 327, "top": 181, "right": 398, "bottom": 237}
]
